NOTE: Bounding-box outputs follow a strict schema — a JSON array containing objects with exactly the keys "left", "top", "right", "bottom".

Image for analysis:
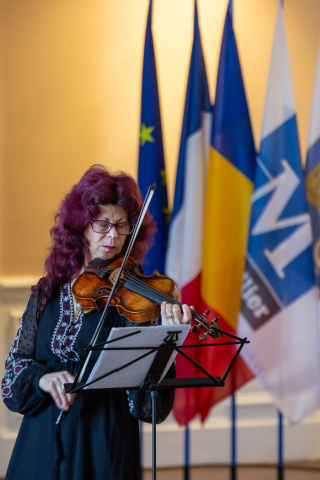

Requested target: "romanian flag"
[
  {"left": 138, "top": 0, "right": 169, "bottom": 276},
  {"left": 199, "top": 1, "right": 256, "bottom": 421}
]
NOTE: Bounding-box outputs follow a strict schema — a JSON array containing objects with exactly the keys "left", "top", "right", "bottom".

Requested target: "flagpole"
[
  {"left": 184, "top": 424, "right": 189, "bottom": 480},
  {"left": 231, "top": 394, "right": 236, "bottom": 480},
  {"left": 278, "top": 412, "right": 283, "bottom": 480}
]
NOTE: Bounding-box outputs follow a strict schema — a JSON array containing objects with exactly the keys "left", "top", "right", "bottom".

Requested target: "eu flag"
[{"left": 138, "top": 0, "right": 169, "bottom": 276}]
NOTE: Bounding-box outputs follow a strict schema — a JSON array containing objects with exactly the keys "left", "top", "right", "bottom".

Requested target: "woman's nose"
[{"left": 107, "top": 225, "right": 119, "bottom": 238}]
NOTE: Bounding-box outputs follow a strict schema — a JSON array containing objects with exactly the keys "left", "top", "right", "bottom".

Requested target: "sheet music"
[{"left": 85, "top": 325, "right": 190, "bottom": 389}]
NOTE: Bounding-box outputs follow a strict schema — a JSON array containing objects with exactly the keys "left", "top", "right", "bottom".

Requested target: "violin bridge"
[{"left": 109, "top": 268, "right": 124, "bottom": 284}]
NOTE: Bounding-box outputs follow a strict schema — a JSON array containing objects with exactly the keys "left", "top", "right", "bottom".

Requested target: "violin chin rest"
[{"left": 88, "top": 255, "right": 120, "bottom": 268}]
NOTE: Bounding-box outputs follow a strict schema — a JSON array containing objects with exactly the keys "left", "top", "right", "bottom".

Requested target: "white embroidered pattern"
[
  {"left": 51, "top": 283, "right": 83, "bottom": 361},
  {"left": 1, "top": 306, "right": 35, "bottom": 399}
]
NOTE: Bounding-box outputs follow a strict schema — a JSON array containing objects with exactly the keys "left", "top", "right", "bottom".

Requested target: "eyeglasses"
[{"left": 90, "top": 220, "right": 135, "bottom": 235}]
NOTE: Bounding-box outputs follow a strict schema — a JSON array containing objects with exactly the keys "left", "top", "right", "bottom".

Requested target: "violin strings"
[
  {"left": 121, "top": 272, "right": 187, "bottom": 310},
  {"left": 120, "top": 271, "right": 209, "bottom": 326},
  {"left": 104, "top": 266, "right": 214, "bottom": 331},
  {"left": 122, "top": 272, "right": 177, "bottom": 304},
  {"left": 115, "top": 271, "right": 218, "bottom": 337},
  {"left": 123, "top": 273, "right": 205, "bottom": 324},
  {"left": 94, "top": 266, "right": 206, "bottom": 325}
]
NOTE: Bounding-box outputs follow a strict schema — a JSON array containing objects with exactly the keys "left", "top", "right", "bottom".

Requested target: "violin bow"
[{"left": 56, "top": 183, "right": 156, "bottom": 423}]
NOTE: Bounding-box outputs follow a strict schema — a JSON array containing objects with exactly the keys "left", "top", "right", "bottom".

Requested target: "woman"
[{"left": 1, "top": 165, "right": 192, "bottom": 480}]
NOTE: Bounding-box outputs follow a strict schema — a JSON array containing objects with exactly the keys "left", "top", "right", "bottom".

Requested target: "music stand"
[{"left": 65, "top": 325, "right": 249, "bottom": 480}]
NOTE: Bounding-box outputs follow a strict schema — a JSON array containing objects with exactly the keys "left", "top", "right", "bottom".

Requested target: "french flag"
[{"left": 165, "top": 0, "right": 212, "bottom": 425}]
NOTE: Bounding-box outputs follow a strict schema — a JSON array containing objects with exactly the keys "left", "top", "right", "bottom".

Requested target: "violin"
[{"left": 72, "top": 254, "right": 222, "bottom": 340}]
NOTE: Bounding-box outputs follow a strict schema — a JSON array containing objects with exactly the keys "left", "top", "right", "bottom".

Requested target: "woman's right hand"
[{"left": 39, "top": 371, "right": 77, "bottom": 411}]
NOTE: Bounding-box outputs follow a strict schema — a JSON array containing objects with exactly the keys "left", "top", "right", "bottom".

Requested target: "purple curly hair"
[{"left": 32, "top": 165, "right": 156, "bottom": 308}]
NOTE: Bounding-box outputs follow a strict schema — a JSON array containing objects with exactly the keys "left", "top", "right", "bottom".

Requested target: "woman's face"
[{"left": 83, "top": 204, "right": 129, "bottom": 265}]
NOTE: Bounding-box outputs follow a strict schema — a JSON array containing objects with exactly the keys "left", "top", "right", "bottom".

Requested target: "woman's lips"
[{"left": 103, "top": 246, "right": 116, "bottom": 250}]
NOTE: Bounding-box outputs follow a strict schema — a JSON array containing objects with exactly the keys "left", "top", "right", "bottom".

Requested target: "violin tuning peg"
[
  {"left": 211, "top": 317, "right": 220, "bottom": 325},
  {"left": 202, "top": 309, "right": 211, "bottom": 317},
  {"left": 199, "top": 332, "right": 208, "bottom": 341},
  {"left": 191, "top": 325, "right": 200, "bottom": 334}
]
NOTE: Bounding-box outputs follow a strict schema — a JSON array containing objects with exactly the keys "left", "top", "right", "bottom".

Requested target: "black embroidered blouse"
[{"left": 1, "top": 284, "right": 175, "bottom": 480}]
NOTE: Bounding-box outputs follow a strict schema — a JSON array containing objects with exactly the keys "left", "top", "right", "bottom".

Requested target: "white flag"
[{"left": 238, "top": 3, "right": 320, "bottom": 424}]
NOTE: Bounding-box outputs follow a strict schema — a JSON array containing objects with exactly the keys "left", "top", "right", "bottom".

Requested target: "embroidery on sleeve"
[
  {"left": 51, "top": 283, "right": 83, "bottom": 361},
  {"left": 1, "top": 307, "right": 35, "bottom": 399}
]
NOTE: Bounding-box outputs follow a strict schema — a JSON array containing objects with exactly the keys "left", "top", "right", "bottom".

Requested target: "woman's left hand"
[{"left": 161, "top": 301, "right": 192, "bottom": 326}]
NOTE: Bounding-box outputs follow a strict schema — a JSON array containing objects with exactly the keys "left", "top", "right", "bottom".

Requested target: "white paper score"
[{"left": 85, "top": 325, "right": 190, "bottom": 390}]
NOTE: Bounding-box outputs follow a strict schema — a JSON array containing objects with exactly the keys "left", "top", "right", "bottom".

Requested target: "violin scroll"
[{"left": 192, "top": 311, "right": 223, "bottom": 341}]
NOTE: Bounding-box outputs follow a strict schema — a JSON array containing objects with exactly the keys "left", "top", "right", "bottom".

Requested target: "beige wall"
[{"left": 0, "top": 0, "right": 319, "bottom": 278}]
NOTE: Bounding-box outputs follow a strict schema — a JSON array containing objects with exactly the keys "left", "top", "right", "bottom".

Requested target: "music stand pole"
[{"left": 151, "top": 389, "right": 158, "bottom": 480}]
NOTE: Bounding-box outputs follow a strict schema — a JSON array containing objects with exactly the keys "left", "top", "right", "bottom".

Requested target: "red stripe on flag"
[
  {"left": 173, "top": 274, "right": 254, "bottom": 425},
  {"left": 198, "top": 299, "right": 254, "bottom": 422},
  {"left": 173, "top": 274, "right": 202, "bottom": 425}
]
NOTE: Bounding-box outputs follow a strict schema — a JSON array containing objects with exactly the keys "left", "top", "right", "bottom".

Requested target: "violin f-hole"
[{"left": 97, "top": 286, "right": 112, "bottom": 295}]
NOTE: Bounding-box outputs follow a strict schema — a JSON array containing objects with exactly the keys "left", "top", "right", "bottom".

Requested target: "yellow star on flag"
[
  {"left": 140, "top": 123, "right": 155, "bottom": 146},
  {"left": 160, "top": 170, "right": 167, "bottom": 186},
  {"left": 162, "top": 206, "right": 171, "bottom": 224}
]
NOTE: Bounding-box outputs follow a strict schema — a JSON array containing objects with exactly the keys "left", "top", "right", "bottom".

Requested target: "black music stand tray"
[{"left": 65, "top": 327, "right": 249, "bottom": 480}]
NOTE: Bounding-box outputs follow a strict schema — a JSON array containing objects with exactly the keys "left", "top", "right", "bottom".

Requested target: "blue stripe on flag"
[
  {"left": 211, "top": 7, "right": 255, "bottom": 182},
  {"left": 171, "top": 0, "right": 211, "bottom": 221}
]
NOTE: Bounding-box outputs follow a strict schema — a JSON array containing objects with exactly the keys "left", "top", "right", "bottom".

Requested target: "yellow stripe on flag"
[{"left": 201, "top": 147, "right": 253, "bottom": 330}]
